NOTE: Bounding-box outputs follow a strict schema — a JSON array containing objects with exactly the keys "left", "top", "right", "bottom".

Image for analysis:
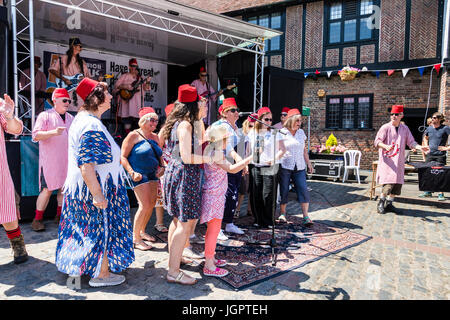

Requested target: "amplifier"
[{"left": 308, "top": 160, "right": 344, "bottom": 182}]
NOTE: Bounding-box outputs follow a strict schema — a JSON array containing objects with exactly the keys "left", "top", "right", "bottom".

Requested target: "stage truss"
[{"left": 9, "top": 0, "right": 269, "bottom": 134}]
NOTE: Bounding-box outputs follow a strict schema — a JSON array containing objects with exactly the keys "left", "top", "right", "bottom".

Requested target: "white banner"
[{"left": 34, "top": 42, "right": 167, "bottom": 117}]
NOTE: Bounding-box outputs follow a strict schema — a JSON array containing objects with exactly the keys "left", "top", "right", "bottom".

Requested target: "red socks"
[
  {"left": 6, "top": 227, "right": 21, "bottom": 240},
  {"left": 34, "top": 210, "right": 44, "bottom": 221},
  {"left": 56, "top": 206, "right": 62, "bottom": 217}
]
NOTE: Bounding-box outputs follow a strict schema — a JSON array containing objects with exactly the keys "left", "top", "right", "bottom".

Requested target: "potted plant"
[
  {"left": 338, "top": 65, "right": 360, "bottom": 81},
  {"left": 310, "top": 134, "right": 347, "bottom": 160}
]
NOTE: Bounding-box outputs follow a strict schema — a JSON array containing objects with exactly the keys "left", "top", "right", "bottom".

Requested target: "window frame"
[
  {"left": 325, "top": 94, "right": 374, "bottom": 130},
  {"left": 325, "top": 0, "right": 378, "bottom": 46},
  {"left": 244, "top": 11, "right": 286, "bottom": 67}
]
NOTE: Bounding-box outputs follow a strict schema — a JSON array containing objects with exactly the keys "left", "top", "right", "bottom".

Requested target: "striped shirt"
[{"left": 0, "top": 114, "right": 19, "bottom": 224}]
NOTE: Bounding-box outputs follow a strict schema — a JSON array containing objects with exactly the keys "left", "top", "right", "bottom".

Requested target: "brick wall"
[
  {"left": 285, "top": 5, "right": 303, "bottom": 70},
  {"left": 342, "top": 47, "right": 357, "bottom": 66},
  {"left": 270, "top": 55, "right": 283, "bottom": 67},
  {"left": 409, "top": 0, "right": 439, "bottom": 60},
  {"left": 439, "top": 67, "right": 450, "bottom": 125},
  {"left": 304, "top": 1, "right": 324, "bottom": 69},
  {"left": 326, "top": 48, "right": 339, "bottom": 67},
  {"left": 379, "top": 0, "right": 406, "bottom": 62},
  {"left": 303, "top": 72, "right": 440, "bottom": 169},
  {"left": 360, "top": 44, "right": 376, "bottom": 64}
]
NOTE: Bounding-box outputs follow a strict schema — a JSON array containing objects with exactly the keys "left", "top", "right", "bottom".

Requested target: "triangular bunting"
[
  {"left": 418, "top": 67, "right": 425, "bottom": 77},
  {"left": 387, "top": 70, "right": 395, "bottom": 76},
  {"left": 315, "top": 69, "right": 320, "bottom": 75},
  {"left": 402, "top": 68, "right": 409, "bottom": 78},
  {"left": 434, "top": 64, "right": 442, "bottom": 74},
  {"left": 304, "top": 73, "right": 309, "bottom": 78},
  {"left": 327, "top": 71, "right": 332, "bottom": 78},
  {"left": 375, "top": 71, "right": 380, "bottom": 78}
]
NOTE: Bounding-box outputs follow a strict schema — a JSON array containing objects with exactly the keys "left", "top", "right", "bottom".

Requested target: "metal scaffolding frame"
[{"left": 10, "top": 0, "right": 266, "bottom": 134}]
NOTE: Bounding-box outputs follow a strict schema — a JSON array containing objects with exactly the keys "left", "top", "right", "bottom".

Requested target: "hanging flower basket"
[{"left": 338, "top": 66, "right": 360, "bottom": 81}]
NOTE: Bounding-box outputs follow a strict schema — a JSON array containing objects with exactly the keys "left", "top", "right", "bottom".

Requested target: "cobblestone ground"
[{"left": 0, "top": 171, "right": 448, "bottom": 300}]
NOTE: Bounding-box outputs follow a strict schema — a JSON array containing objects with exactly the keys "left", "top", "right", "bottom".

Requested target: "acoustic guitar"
[{"left": 119, "top": 71, "right": 160, "bottom": 101}]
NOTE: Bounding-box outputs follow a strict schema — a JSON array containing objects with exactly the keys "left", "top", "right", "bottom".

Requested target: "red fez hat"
[
  {"left": 76, "top": 78, "right": 99, "bottom": 101},
  {"left": 178, "top": 84, "right": 199, "bottom": 103},
  {"left": 287, "top": 108, "right": 301, "bottom": 118},
  {"left": 391, "top": 105, "right": 404, "bottom": 113},
  {"left": 138, "top": 107, "right": 155, "bottom": 118},
  {"left": 257, "top": 107, "right": 271, "bottom": 118},
  {"left": 282, "top": 107, "right": 290, "bottom": 113},
  {"left": 200, "top": 67, "right": 206, "bottom": 73},
  {"left": 52, "top": 88, "right": 70, "bottom": 101},
  {"left": 129, "top": 58, "right": 138, "bottom": 66},
  {"left": 165, "top": 103, "right": 174, "bottom": 116},
  {"left": 220, "top": 98, "right": 237, "bottom": 114},
  {"left": 248, "top": 113, "right": 257, "bottom": 123}
]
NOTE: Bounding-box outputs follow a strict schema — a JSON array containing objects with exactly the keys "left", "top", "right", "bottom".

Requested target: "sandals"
[
  {"left": 277, "top": 214, "right": 287, "bottom": 223},
  {"left": 303, "top": 216, "right": 314, "bottom": 227},
  {"left": 181, "top": 257, "right": 194, "bottom": 265},
  {"left": 133, "top": 240, "right": 152, "bottom": 251},
  {"left": 140, "top": 232, "right": 156, "bottom": 242},
  {"left": 154, "top": 224, "right": 168, "bottom": 233},
  {"left": 166, "top": 271, "right": 197, "bottom": 285}
]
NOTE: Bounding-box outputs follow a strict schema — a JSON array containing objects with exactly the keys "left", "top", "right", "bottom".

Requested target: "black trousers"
[
  {"left": 249, "top": 164, "right": 278, "bottom": 227},
  {"left": 222, "top": 170, "right": 242, "bottom": 224}
]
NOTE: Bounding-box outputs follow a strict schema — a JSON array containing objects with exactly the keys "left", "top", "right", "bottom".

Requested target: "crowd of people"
[{"left": 0, "top": 40, "right": 448, "bottom": 288}]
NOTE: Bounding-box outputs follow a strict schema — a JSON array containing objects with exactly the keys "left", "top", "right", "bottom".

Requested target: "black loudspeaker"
[
  {"left": 0, "top": 5, "right": 9, "bottom": 95},
  {"left": 217, "top": 51, "right": 304, "bottom": 125}
]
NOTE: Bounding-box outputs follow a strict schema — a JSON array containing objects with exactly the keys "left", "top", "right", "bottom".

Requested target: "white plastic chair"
[{"left": 343, "top": 150, "right": 361, "bottom": 184}]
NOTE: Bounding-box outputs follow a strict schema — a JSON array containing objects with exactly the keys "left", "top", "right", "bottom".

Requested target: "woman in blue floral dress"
[
  {"left": 160, "top": 84, "right": 216, "bottom": 285},
  {"left": 55, "top": 78, "right": 134, "bottom": 288}
]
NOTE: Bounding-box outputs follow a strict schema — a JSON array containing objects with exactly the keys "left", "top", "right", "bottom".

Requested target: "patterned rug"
[{"left": 155, "top": 215, "right": 371, "bottom": 290}]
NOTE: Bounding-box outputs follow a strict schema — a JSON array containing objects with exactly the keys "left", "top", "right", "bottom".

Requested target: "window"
[
  {"left": 327, "top": 0, "right": 376, "bottom": 45},
  {"left": 246, "top": 12, "right": 285, "bottom": 66},
  {"left": 326, "top": 94, "right": 373, "bottom": 129}
]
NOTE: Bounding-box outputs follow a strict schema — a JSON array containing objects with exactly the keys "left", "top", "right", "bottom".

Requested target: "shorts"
[
  {"left": 40, "top": 167, "right": 48, "bottom": 191},
  {"left": 382, "top": 184, "right": 402, "bottom": 196},
  {"left": 426, "top": 154, "right": 446, "bottom": 165},
  {"left": 129, "top": 171, "right": 158, "bottom": 188}
]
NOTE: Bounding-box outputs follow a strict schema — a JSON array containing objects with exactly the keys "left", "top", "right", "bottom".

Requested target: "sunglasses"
[
  {"left": 281, "top": 113, "right": 288, "bottom": 116},
  {"left": 432, "top": 116, "right": 440, "bottom": 119},
  {"left": 391, "top": 113, "right": 400, "bottom": 116},
  {"left": 248, "top": 125, "right": 254, "bottom": 128},
  {"left": 227, "top": 108, "right": 239, "bottom": 113},
  {"left": 263, "top": 118, "right": 273, "bottom": 121},
  {"left": 146, "top": 118, "right": 158, "bottom": 123},
  {"left": 200, "top": 74, "right": 207, "bottom": 77},
  {"left": 62, "top": 99, "right": 72, "bottom": 104}
]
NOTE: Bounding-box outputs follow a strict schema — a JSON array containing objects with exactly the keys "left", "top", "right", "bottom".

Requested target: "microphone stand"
[{"left": 247, "top": 114, "right": 286, "bottom": 266}]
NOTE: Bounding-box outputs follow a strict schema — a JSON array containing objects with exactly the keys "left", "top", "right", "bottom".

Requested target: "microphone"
[{"left": 238, "top": 111, "right": 254, "bottom": 116}]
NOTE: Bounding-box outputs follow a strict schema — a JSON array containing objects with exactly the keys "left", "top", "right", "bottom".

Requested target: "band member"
[
  {"left": 374, "top": 105, "right": 429, "bottom": 214},
  {"left": 48, "top": 37, "right": 91, "bottom": 114},
  {"left": 191, "top": 66, "right": 234, "bottom": 125},
  {"left": 114, "top": 58, "right": 151, "bottom": 134},
  {"left": 31, "top": 88, "right": 74, "bottom": 231},
  {"left": 19, "top": 56, "right": 47, "bottom": 116},
  {"left": 0, "top": 94, "right": 28, "bottom": 264}
]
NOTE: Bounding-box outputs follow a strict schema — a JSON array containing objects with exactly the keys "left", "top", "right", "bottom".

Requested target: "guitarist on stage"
[
  {"left": 48, "top": 37, "right": 91, "bottom": 115},
  {"left": 191, "top": 66, "right": 235, "bottom": 125},
  {"left": 113, "top": 58, "right": 151, "bottom": 134}
]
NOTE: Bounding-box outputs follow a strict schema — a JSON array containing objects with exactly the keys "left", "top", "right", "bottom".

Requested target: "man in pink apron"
[
  {"left": 31, "top": 88, "right": 74, "bottom": 231},
  {"left": 374, "top": 105, "right": 429, "bottom": 214}
]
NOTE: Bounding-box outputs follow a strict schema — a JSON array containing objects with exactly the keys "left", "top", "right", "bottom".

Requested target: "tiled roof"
[{"left": 172, "top": 0, "right": 288, "bottom": 14}]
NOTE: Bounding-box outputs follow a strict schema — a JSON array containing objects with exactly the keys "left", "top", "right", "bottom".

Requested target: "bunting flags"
[
  {"left": 375, "top": 71, "right": 380, "bottom": 78},
  {"left": 434, "top": 63, "right": 442, "bottom": 74},
  {"left": 304, "top": 72, "right": 309, "bottom": 78},
  {"left": 387, "top": 70, "right": 395, "bottom": 76},
  {"left": 315, "top": 69, "right": 320, "bottom": 75},
  {"left": 402, "top": 68, "right": 409, "bottom": 78},
  {"left": 327, "top": 71, "right": 332, "bottom": 78},
  {"left": 418, "top": 67, "right": 425, "bottom": 77}
]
